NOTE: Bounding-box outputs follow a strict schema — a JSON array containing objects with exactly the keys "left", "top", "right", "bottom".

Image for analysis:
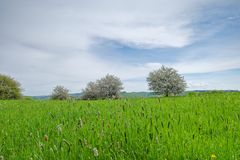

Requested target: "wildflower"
[
  {"left": 58, "top": 126, "right": 62, "bottom": 133},
  {"left": 57, "top": 124, "right": 62, "bottom": 133},
  {"left": 53, "top": 145, "right": 58, "bottom": 152},
  {"left": 92, "top": 147, "right": 99, "bottom": 157},
  {"left": 78, "top": 118, "right": 83, "bottom": 128},
  {"left": 50, "top": 147, "right": 54, "bottom": 153},
  {"left": 211, "top": 154, "right": 217, "bottom": 160},
  {"left": 44, "top": 135, "right": 48, "bottom": 141},
  {"left": 84, "top": 138, "right": 88, "bottom": 145},
  {"left": 97, "top": 111, "right": 101, "bottom": 117},
  {"left": 156, "top": 136, "right": 159, "bottom": 144},
  {"left": 39, "top": 143, "right": 44, "bottom": 150}
]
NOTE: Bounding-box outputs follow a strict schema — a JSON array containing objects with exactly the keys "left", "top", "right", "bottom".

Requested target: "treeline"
[
  {"left": 0, "top": 66, "right": 187, "bottom": 100},
  {"left": 50, "top": 74, "right": 123, "bottom": 100}
]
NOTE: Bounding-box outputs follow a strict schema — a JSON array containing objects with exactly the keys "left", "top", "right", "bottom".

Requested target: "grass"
[{"left": 0, "top": 92, "right": 240, "bottom": 159}]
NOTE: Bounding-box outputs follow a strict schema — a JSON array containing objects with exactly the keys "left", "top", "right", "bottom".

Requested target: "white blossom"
[{"left": 92, "top": 147, "right": 99, "bottom": 157}]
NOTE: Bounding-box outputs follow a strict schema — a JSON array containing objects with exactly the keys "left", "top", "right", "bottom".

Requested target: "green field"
[{"left": 0, "top": 92, "right": 240, "bottom": 159}]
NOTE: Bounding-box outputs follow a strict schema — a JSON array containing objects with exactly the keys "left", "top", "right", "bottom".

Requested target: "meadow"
[{"left": 0, "top": 92, "right": 240, "bottom": 159}]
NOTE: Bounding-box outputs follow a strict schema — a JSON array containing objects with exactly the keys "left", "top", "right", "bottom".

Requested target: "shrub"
[
  {"left": 82, "top": 74, "right": 123, "bottom": 100},
  {"left": 0, "top": 74, "right": 22, "bottom": 99},
  {"left": 147, "top": 66, "right": 186, "bottom": 96},
  {"left": 51, "top": 85, "right": 70, "bottom": 100}
]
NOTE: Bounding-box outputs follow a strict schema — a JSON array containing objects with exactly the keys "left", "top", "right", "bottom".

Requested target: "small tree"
[
  {"left": 81, "top": 82, "right": 99, "bottom": 100},
  {"left": 97, "top": 74, "right": 123, "bottom": 99},
  {"left": 51, "top": 85, "right": 70, "bottom": 100},
  {"left": 82, "top": 74, "right": 123, "bottom": 100},
  {"left": 0, "top": 74, "right": 22, "bottom": 99},
  {"left": 147, "top": 66, "right": 186, "bottom": 96}
]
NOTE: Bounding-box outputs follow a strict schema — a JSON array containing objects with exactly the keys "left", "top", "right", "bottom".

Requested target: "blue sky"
[{"left": 0, "top": 0, "right": 240, "bottom": 95}]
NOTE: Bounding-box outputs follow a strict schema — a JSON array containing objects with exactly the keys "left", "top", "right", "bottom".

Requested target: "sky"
[{"left": 0, "top": 0, "right": 240, "bottom": 96}]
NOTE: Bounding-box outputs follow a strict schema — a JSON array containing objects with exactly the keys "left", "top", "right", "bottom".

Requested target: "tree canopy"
[
  {"left": 51, "top": 85, "right": 70, "bottom": 100},
  {"left": 147, "top": 66, "right": 186, "bottom": 96},
  {"left": 0, "top": 74, "right": 22, "bottom": 99},
  {"left": 82, "top": 74, "right": 123, "bottom": 100}
]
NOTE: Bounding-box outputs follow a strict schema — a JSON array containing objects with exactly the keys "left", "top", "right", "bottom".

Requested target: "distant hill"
[
  {"left": 120, "top": 91, "right": 155, "bottom": 98},
  {"left": 31, "top": 90, "right": 239, "bottom": 100},
  {"left": 32, "top": 92, "right": 155, "bottom": 100},
  {"left": 32, "top": 93, "right": 83, "bottom": 100}
]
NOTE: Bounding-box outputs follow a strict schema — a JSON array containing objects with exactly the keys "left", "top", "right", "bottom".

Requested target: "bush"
[
  {"left": 81, "top": 82, "right": 99, "bottom": 100},
  {"left": 23, "top": 96, "right": 34, "bottom": 100},
  {"left": 51, "top": 85, "right": 70, "bottom": 100},
  {"left": 0, "top": 74, "right": 22, "bottom": 99},
  {"left": 82, "top": 74, "right": 123, "bottom": 100},
  {"left": 147, "top": 66, "right": 186, "bottom": 97}
]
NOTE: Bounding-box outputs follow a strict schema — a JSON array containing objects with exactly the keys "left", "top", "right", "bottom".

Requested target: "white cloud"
[
  {"left": 188, "top": 82, "right": 209, "bottom": 88},
  {"left": 0, "top": 0, "right": 205, "bottom": 50},
  {"left": 0, "top": 0, "right": 239, "bottom": 95}
]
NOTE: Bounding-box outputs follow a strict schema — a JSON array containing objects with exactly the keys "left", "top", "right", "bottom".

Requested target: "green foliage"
[
  {"left": 147, "top": 66, "right": 186, "bottom": 96},
  {"left": 81, "top": 82, "right": 99, "bottom": 100},
  {"left": 23, "top": 96, "right": 34, "bottom": 100},
  {"left": 51, "top": 85, "right": 70, "bottom": 100},
  {"left": 207, "top": 90, "right": 225, "bottom": 94},
  {"left": 186, "top": 91, "right": 228, "bottom": 97},
  {"left": 0, "top": 92, "right": 240, "bottom": 159},
  {"left": 82, "top": 74, "right": 123, "bottom": 100},
  {"left": 0, "top": 74, "right": 22, "bottom": 99},
  {"left": 120, "top": 91, "right": 156, "bottom": 98}
]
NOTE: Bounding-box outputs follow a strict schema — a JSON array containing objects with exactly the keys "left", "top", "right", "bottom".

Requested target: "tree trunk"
[{"left": 166, "top": 92, "right": 169, "bottom": 97}]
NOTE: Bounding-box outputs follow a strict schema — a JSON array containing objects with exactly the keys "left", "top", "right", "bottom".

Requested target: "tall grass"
[{"left": 0, "top": 92, "right": 240, "bottom": 159}]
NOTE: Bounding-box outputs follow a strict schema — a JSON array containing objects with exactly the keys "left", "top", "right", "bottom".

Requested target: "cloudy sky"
[{"left": 0, "top": 0, "right": 240, "bottom": 96}]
